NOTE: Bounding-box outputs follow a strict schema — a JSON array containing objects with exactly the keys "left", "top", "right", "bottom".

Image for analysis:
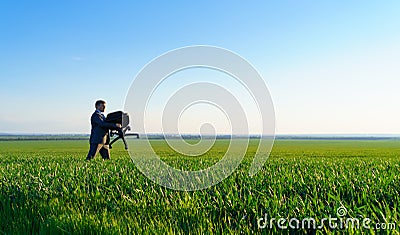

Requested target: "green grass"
[{"left": 0, "top": 139, "right": 399, "bottom": 234}]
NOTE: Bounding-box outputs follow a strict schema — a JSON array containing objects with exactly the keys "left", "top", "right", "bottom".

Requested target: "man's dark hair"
[{"left": 95, "top": 100, "right": 106, "bottom": 108}]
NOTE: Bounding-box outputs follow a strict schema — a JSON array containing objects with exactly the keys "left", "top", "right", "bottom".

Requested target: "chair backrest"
[{"left": 106, "top": 111, "right": 130, "bottom": 128}]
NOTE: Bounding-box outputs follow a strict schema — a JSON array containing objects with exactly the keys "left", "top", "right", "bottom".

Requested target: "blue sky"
[{"left": 0, "top": 1, "right": 399, "bottom": 134}]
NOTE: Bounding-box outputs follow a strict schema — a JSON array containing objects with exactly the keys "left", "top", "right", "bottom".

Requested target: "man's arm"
[{"left": 92, "top": 113, "right": 119, "bottom": 129}]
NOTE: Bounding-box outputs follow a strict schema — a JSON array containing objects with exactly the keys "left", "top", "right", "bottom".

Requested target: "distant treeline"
[
  {"left": 0, "top": 135, "right": 89, "bottom": 141},
  {"left": 1, "top": 134, "right": 399, "bottom": 141},
  {"left": 277, "top": 136, "right": 400, "bottom": 140}
]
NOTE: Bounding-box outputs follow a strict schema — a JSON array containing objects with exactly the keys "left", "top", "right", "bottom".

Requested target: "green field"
[{"left": 0, "top": 139, "right": 399, "bottom": 234}]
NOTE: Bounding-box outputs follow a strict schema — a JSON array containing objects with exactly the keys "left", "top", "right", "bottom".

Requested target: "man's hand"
[{"left": 116, "top": 123, "right": 122, "bottom": 128}]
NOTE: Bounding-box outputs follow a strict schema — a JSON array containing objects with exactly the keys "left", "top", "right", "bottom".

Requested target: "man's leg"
[
  {"left": 99, "top": 144, "right": 110, "bottom": 160},
  {"left": 86, "top": 143, "right": 103, "bottom": 160}
]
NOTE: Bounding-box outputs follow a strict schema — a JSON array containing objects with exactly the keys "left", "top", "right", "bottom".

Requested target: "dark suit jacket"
[{"left": 89, "top": 110, "right": 118, "bottom": 144}]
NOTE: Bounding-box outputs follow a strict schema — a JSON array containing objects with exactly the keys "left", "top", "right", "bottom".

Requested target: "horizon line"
[{"left": 1, "top": 133, "right": 400, "bottom": 137}]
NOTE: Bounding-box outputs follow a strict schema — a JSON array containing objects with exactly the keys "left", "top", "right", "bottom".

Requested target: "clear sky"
[{"left": 0, "top": 1, "right": 399, "bottom": 134}]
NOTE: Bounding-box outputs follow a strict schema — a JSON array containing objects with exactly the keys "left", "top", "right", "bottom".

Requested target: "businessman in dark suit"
[{"left": 86, "top": 100, "right": 122, "bottom": 160}]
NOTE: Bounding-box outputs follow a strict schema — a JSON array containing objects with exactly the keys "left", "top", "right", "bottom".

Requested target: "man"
[{"left": 86, "top": 100, "right": 122, "bottom": 160}]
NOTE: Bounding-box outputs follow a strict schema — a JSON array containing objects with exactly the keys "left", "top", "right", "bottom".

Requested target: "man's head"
[{"left": 95, "top": 100, "right": 106, "bottom": 112}]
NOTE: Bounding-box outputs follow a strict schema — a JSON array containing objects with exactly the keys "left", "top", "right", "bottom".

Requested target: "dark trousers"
[{"left": 86, "top": 143, "right": 110, "bottom": 160}]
